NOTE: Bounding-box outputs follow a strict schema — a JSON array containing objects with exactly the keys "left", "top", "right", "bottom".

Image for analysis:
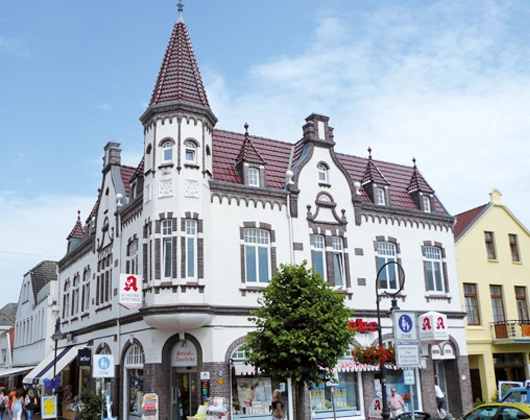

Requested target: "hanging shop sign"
[
  {"left": 77, "top": 348, "right": 92, "bottom": 367},
  {"left": 119, "top": 274, "right": 142, "bottom": 309},
  {"left": 171, "top": 340, "right": 198, "bottom": 367},
  {"left": 418, "top": 311, "right": 448, "bottom": 343},
  {"left": 93, "top": 355, "right": 115, "bottom": 378}
]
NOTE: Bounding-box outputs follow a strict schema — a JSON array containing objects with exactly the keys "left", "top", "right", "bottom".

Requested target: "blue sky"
[{"left": 1, "top": 0, "right": 530, "bottom": 307}]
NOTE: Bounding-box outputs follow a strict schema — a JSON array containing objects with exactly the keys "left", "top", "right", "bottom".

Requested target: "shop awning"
[
  {"left": 233, "top": 364, "right": 259, "bottom": 376},
  {"left": 23, "top": 345, "right": 84, "bottom": 386},
  {"left": 0, "top": 365, "right": 35, "bottom": 378}
]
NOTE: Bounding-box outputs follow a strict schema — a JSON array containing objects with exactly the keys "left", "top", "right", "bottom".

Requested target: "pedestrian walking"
[
  {"left": 0, "top": 389, "right": 8, "bottom": 420},
  {"left": 388, "top": 387, "right": 405, "bottom": 419},
  {"left": 271, "top": 389, "right": 285, "bottom": 420},
  {"left": 24, "top": 388, "right": 38, "bottom": 420},
  {"left": 435, "top": 382, "right": 446, "bottom": 417},
  {"left": 10, "top": 390, "right": 23, "bottom": 420}
]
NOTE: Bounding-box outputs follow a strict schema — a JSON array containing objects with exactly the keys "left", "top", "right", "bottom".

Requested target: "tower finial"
[
  {"left": 412, "top": 157, "right": 417, "bottom": 168},
  {"left": 367, "top": 146, "right": 372, "bottom": 159},
  {"left": 177, "top": 1, "right": 185, "bottom": 23}
]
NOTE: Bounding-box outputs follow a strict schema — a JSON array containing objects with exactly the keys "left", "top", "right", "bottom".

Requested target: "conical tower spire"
[{"left": 149, "top": 2, "right": 210, "bottom": 108}]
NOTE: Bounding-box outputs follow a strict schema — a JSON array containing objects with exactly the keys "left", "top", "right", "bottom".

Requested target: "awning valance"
[
  {"left": 23, "top": 345, "right": 85, "bottom": 386},
  {"left": 233, "top": 364, "right": 259, "bottom": 376},
  {"left": 0, "top": 366, "right": 35, "bottom": 378}
]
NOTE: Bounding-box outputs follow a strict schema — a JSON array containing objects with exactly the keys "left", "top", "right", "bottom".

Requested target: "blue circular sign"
[
  {"left": 398, "top": 314, "right": 413, "bottom": 333},
  {"left": 98, "top": 356, "right": 111, "bottom": 370}
]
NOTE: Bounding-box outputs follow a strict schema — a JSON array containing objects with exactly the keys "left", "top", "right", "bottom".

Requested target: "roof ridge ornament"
[{"left": 177, "top": 1, "right": 185, "bottom": 23}]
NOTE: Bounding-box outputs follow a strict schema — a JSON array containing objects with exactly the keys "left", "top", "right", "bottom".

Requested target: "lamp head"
[{"left": 51, "top": 317, "right": 64, "bottom": 342}]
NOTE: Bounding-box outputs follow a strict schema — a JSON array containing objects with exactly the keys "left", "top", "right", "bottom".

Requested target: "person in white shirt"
[{"left": 434, "top": 383, "right": 446, "bottom": 417}]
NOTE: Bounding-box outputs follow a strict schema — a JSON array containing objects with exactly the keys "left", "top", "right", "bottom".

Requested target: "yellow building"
[{"left": 455, "top": 189, "right": 530, "bottom": 403}]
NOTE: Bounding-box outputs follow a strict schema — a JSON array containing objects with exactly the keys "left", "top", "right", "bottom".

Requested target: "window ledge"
[
  {"left": 487, "top": 259, "right": 499, "bottom": 263},
  {"left": 158, "top": 163, "right": 174, "bottom": 169},
  {"left": 512, "top": 261, "right": 523, "bottom": 265},
  {"left": 239, "top": 285, "right": 266, "bottom": 296},
  {"left": 425, "top": 294, "right": 452, "bottom": 303},
  {"left": 318, "top": 182, "right": 331, "bottom": 188},
  {"left": 184, "top": 163, "right": 200, "bottom": 169},
  {"left": 95, "top": 303, "right": 112, "bottom": 313}
]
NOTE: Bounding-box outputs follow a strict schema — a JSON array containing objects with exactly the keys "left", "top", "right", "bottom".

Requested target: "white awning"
[
  {"left": 0, "top": 366, "right": 35, "bottom": 378},
  {"left": 234, "top": 364, "right": 258, "bottom": 376},
  {"left": 23, "top": 345, "right": 86, "bottom": 386}
]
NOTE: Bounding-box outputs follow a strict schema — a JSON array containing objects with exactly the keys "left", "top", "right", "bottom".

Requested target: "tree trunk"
[{"left": 294, "top": 382, "right": 306, "bottom": 420}]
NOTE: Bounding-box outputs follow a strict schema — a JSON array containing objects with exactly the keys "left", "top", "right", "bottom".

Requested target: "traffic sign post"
[{"left": 392, "top": 311, "right": 418, "bottom": 341}]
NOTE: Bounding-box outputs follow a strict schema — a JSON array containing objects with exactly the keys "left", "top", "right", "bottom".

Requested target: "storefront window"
[
  {"left": 311, "top": 372, "right": 359, "bottom": 414},
  {"left": 233, "top": 376, "right": 288, "bottom": 419},
  {"left": 125, "top": 344, "right": 144, "bottom": 418}
]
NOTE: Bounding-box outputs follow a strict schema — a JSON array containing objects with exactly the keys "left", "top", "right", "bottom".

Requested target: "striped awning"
[{"left": 0, "top": 366, "right": 35, "bottom": 378}]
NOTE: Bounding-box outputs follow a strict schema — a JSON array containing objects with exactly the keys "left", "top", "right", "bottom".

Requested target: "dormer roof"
[
  {"left": 408, "top": 158, "right": 434, "bottom": 194},
  {"left": 361, "top": 147, "right": 389, "bottom": 186},
  {"left": 235, "top": 124, "right": 267, "bottom": 166},
  {"left": 66, "top": 210, "right": 84, "bottom": 240},
  {"left": 149, "top": 4, "right": 209, "bottom": 108}
]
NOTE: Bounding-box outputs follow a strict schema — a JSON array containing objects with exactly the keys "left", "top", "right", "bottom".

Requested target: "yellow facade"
[{"left": 456, "top": 189, "right": 530, "bottom": 403}]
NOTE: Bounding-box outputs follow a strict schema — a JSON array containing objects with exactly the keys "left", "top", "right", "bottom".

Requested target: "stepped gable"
[
  {"left": 67, "top": 210, "right": 84, "bottom": 240},
  {"left": 454, "top": 204, "right": 488, "bottom": 240},
  {"left": 408, "top": 158, "right": 434, "bottom": 194},
  {"left": 361, "top": 147, "right": 389, "bottom": 186},
  {"left": 27, "top": 260, "right": 58, "bottom": 304},
  {"left": 149, "top": 3, "right": 209, "bottom": 108}
]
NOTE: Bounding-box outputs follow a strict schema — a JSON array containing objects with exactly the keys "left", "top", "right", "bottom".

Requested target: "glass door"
[{"left": 172, "top": 370, "right": 198, "bottom": 420}]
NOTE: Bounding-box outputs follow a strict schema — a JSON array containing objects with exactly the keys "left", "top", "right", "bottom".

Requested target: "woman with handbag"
[{"left": 24, "top": 389, "right": 37, "bottom": 420}]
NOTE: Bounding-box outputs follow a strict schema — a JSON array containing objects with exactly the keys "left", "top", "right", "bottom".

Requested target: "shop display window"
[
  {"left": 233, "top": 377, "right": 288, "bottom": 419},
  {"left": 128, "top": 368, "right": 144, "bottom": 415},
  {"left": 311, "top": 372, "right": 359, "bottom": 414}
]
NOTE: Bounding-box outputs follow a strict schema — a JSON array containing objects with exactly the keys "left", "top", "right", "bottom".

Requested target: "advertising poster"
[
  {"left": 41, "top": 395, "right": 57, "bottom": 419},
  {"left": 236, "top": 377, "right": 272, "bottom": 412}
]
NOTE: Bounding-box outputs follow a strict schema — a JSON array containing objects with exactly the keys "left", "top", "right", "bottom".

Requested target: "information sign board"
[
  {"left": 395, "top": 343, "right": 421, "bottom": 368},
  {"left": 403, "top": 369, "right": 415, "bottom": 385},
  {"left": 392, "top": 311, "right": 417, "bottom": 341}
]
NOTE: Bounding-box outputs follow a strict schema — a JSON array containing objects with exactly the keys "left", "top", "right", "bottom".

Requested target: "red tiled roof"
[
  {"left": 120, "top": 165, "right": 136, "bottom": 197},
  {"left": 235, "top": 126, "right": 267, "bottom": 166},
  {"left": 67, "top": 211, "right": 84, "bottom": 240},
  {"left": 131, "top": 157, "right": 144, "bottom": 182},
  {"left": 454, "top": 204, "right": 488, "bottom": 240},
  {"left": 408, "top": 159, "right": 434, "bottom": 194},
  {"left": 361, "top": 153, "right": 389, "bottom": 186},
  {"left": 149, "top": 17, "right": 209, "bottom": 108},
  {"left": 212, "top": 129, "right": 449, "bottom": 215}
]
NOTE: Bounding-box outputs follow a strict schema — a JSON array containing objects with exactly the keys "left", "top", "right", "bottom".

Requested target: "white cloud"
[
  {"left": 206, "top": 1, "right": 530, "bottom": 227},
  {"left": 0, "top": 193, "right": 95, "bottom": 304}
]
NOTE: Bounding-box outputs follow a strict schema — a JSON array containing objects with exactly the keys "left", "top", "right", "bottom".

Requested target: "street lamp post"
[
  {"left": 375, "top": 261, "right": 405, "bottom": 420},
  {"left": 51, "top": 317, "right": 64, "bottom": 418}
]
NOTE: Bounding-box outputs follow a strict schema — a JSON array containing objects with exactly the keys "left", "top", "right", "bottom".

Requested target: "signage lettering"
[
  {"left": 422, "top": 317, "right": 431, "bottom": 330},
  {"left": 349, "top": 318, "right": 378, "bottom": 333}
]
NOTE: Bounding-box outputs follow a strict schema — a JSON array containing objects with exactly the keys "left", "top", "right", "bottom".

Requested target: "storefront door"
[{"left": 172, "top": 370, "right": 198, "bottom": 420}]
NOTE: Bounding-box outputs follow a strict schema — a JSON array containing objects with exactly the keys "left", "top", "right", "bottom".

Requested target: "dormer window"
[
  {"left": 248, "top": 167, "right": 259, "bottom": 187},
  {"left": 317, "top": 163, "right": 329, "bottom": 184},
  {"left": 185, "top": 140, "right": 197, "bottom": 164},
  {"left": 376, "top": 188, "right": 386, "bottom": 205},
  {"left": 423, "top": 196, "right": 431, "bottom": 212},
  {"left": 162, "top": 140, "right": 173, "bottom": 162}
]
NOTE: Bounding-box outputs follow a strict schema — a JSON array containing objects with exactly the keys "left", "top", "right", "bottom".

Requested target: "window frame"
[
  {"left": 244, "top": 228, "right": 270, "bottom": 284},
  {"left": 248, "top": 167, "right": 260, "bottom": 187},
  {"left": 484, "top": 231, "right": 497, "bottom": 260},
  {"left": 463, "top": 283, "right": 480, "bottom": 325},
  {"left": 423, "top": 246, "right": 444, "bottom": 293},
  {"left": 515, "top": 286, "right": 529, "bottom": 321},
  {"left": 317, "top": 163, "right": 328, "bottom": 183},
  {"left": 71, "top": 274, "right": 80, "bottom": 316},
  {"left": 331, "top": 236, "right": 344, "bottom": 287},
  {"left": 509, "top": 234, "right": 520, "bottom": 262},
  {"left": 490, "top": 285, "right": 506, "bottom": 323},
  {"left": 422, "top": 195, "right": 431, "bottom": 213},
  {"left": 162, "top": 219, "right": 173, "bottom": 279},
  {"left": 375, "top": 241, "right": 398, "bottom": 291},
  {"left": 161, "top": 140, "right": 173, "bottom": 162},
  {"left": 313, "top": 234, "right": 327, "bottom": 282},
  {"left": 184, "top": 140, "right": 197, "bottom": 164},
  {"left": 81, "top": 268, "right": 91, "bottom": 313},
  {"left": 185, "top": 219, "right": 197, "bottom": 279},
  {"left": 375, "top": 187, "right": 386, "bottom": 205}
]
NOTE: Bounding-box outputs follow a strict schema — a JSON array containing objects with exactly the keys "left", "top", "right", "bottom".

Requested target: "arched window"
[
  {"left": 244, "top": 228, "right": 270, "bottom": 283},
  {"left": 184, "top": 140, "right": 197, "bottom": 164},
  {"left": 63, "top": 280, "right": 71, "bottom": 319},
  {"left": 72, "top": 274, "right": 80, "bottom": 316},
  {"left": 317, "top": 163, "right": 328, "bottom": 183},
  {"left": 162, "top": 140, "right": 173, "bottom": 162}
]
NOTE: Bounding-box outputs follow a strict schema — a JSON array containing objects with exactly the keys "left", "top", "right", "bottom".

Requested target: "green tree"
[
  {"left": 243, "top": 262, "right": 356, "bottom": 419},
  {"left": 75, "top": 387, "right": 106, "bottom": 420}
]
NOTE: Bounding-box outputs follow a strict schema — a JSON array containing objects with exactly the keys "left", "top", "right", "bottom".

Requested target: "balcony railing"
[{"left": 490, "top": 320, "right": 530, "bottom": 340}]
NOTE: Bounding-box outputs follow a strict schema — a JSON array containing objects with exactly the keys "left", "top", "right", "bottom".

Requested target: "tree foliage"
[
  {"left": 76, "top": 387, "right": 106, "bottom": 420},
  {"left": 243, "top": 261, "right": 356, "bottom": 388}
]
